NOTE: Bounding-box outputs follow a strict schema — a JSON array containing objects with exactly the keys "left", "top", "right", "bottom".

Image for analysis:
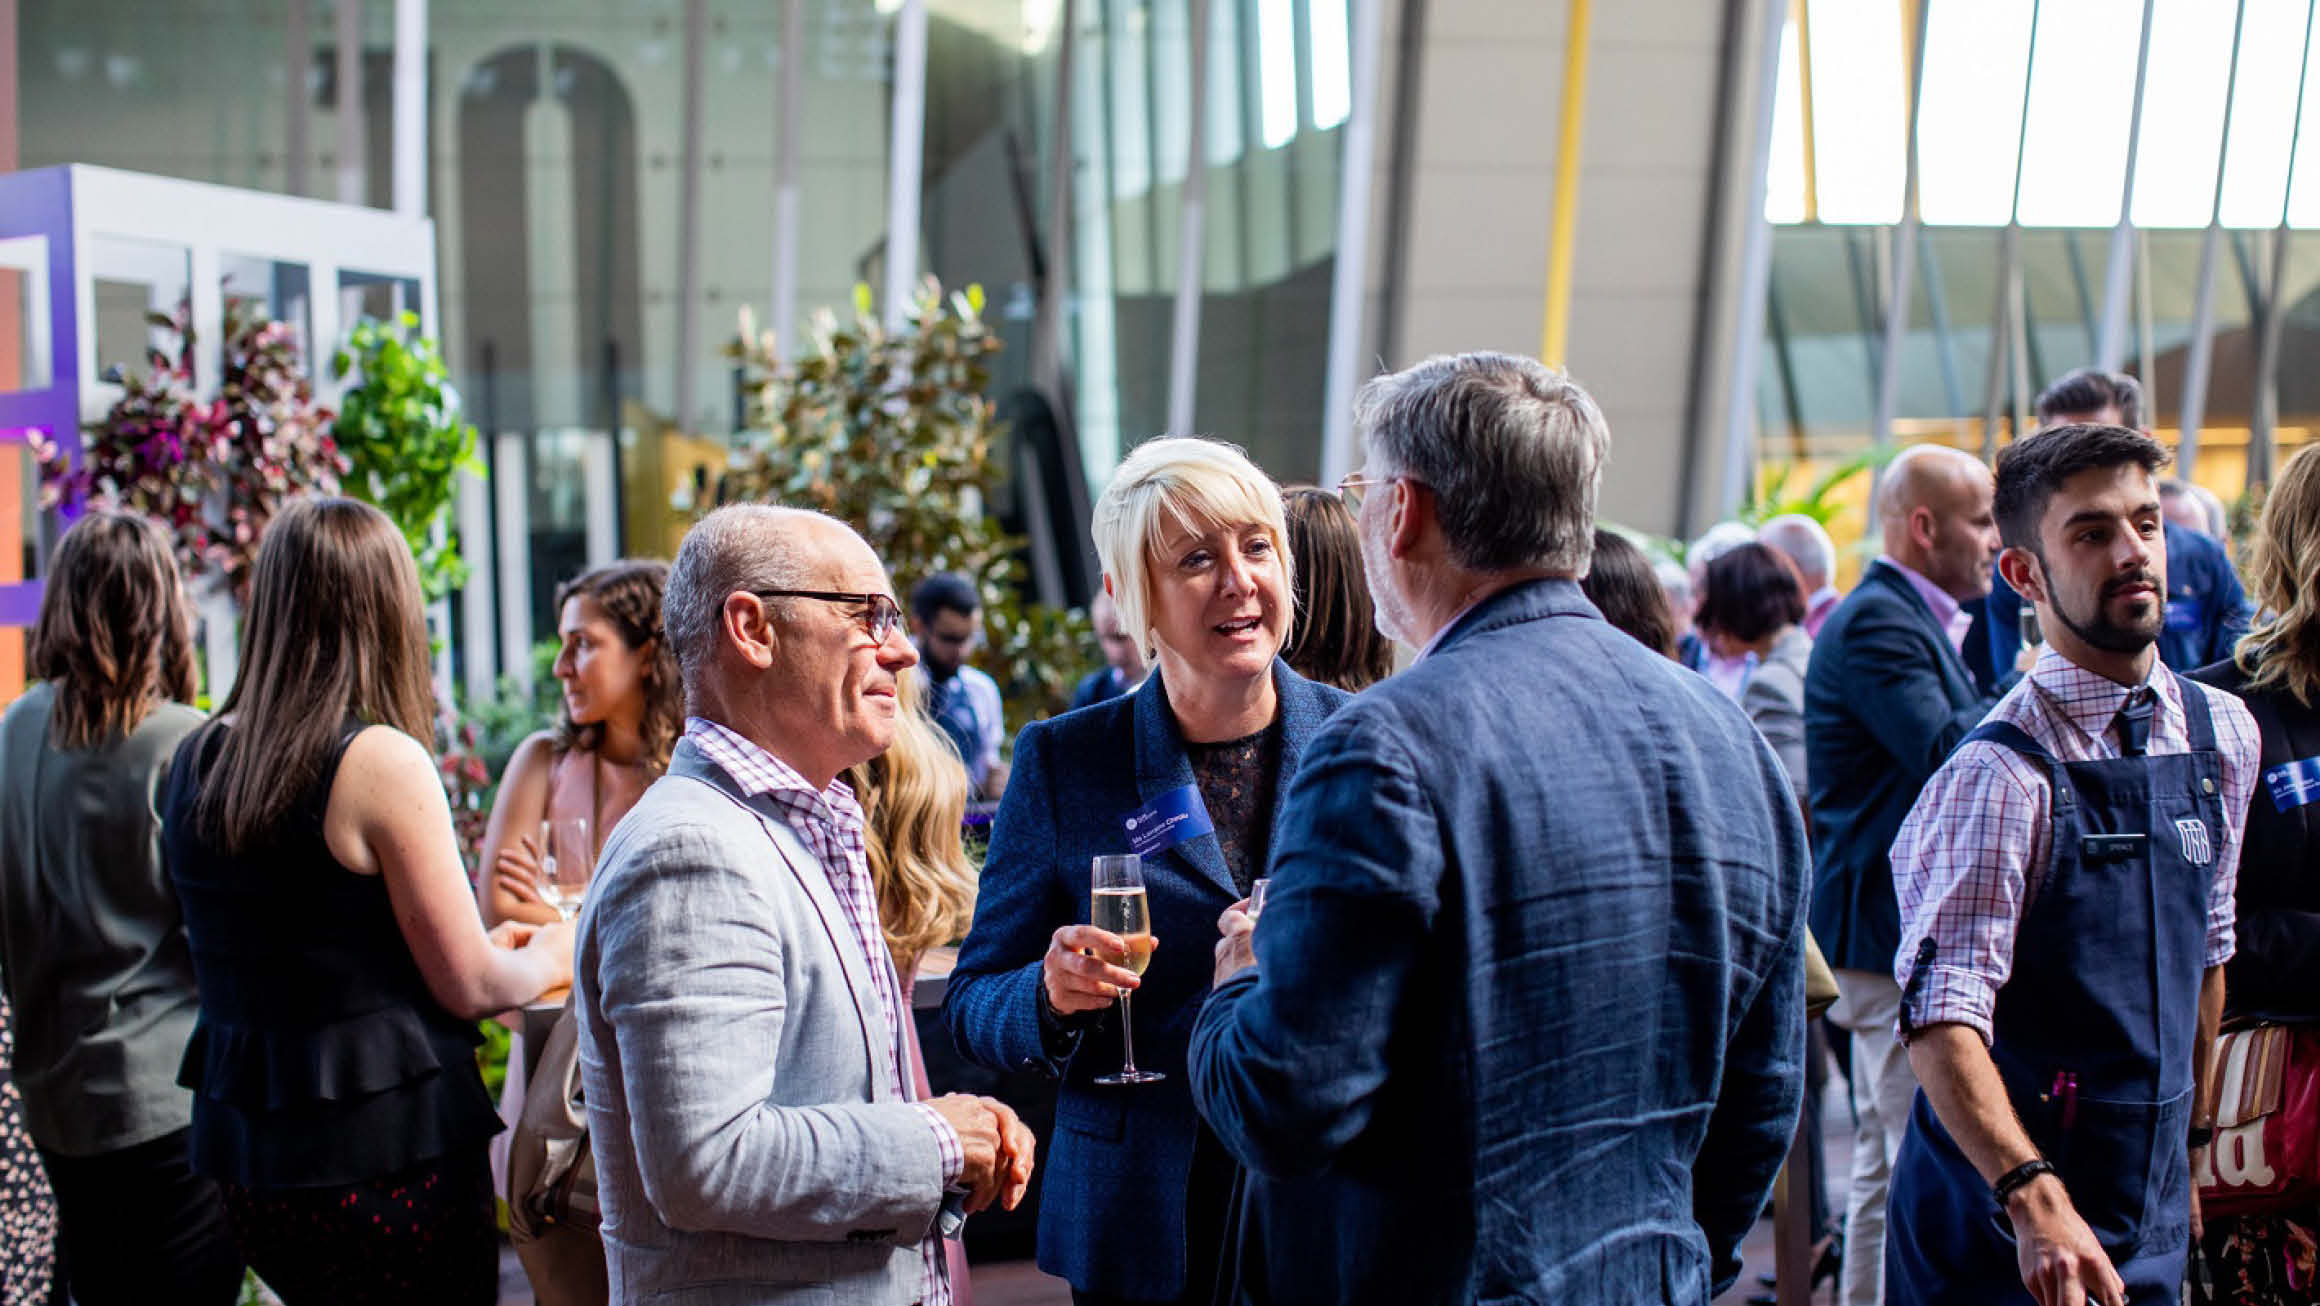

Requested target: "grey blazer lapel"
[
  {"left": 1131, "top": 669, "right": 1240, "bottom": 899},
  {"left": 667, "top": 742, "right": 887, "bottom": 1097}
]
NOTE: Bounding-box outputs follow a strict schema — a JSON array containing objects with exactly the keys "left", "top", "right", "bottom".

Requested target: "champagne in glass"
[
  {"left": 1092, "top": 884, "right": 1153, "bottom": 974},
  {"left": 1091, "top": 854, "right": 1163, "bottom": 1085},
  {"left": 539, "top": 817, "right": 593, "bottom": 920}
]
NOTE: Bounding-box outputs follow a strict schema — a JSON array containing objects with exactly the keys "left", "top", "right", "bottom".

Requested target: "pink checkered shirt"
[
  {"left": 685, "top": 717, "right": 962, "bottom": 1304},
  {"left": 1891, "top": 648, "right": 2260, "bottom": 1044}
]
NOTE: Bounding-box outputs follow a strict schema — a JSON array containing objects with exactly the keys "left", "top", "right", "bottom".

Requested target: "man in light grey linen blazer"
[{"left": 576, "top": 505, "right": 1034, "bottom": 1305}]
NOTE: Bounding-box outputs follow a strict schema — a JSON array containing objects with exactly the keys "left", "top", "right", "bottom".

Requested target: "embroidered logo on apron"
[{"left": 2176, "top": 817, "right": 2214, "bottom": 866}]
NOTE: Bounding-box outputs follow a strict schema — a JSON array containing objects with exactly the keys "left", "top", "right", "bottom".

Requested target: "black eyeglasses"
[{"left": 751, "top": 590, "right": 905, "bottom": 644}]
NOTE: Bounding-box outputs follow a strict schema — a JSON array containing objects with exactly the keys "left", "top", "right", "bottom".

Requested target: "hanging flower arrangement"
[{"left": 38, "top": 299, "right": 347, "bottom": 598}]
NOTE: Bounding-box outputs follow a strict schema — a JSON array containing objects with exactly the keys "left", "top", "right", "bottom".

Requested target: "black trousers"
[{"left": 37, "top": 1128, "right": 243, "bottom": 1306}]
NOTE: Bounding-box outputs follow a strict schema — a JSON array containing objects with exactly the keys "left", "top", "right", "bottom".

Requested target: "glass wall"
[
  {"left": 1749, "top": 0, "right": 2320, "bottom": 521},
  {"left": 15, "top": 0, "right": 1356, "bottom": 673}
]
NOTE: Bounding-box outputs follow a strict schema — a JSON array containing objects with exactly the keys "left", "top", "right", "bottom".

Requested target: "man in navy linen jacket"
[{"left": 1190, "top": 352, "right": 1812, "bottom": 1305}]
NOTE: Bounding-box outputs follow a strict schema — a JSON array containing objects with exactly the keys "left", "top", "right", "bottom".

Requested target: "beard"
[
  {"left": 2045, "top": 563, "right": 2165, "bottom": 655},
  {"left": 1357, "top": 510, "right": 1415, "bottom": 647}
]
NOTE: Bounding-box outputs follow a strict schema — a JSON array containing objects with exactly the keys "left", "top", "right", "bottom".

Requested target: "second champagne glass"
[
  {"left": 1090, "top": 854, "right": 1163, "bottom": 1085},
  {"left": 541, "top": 816, "right": 592, "bottom": 920}
]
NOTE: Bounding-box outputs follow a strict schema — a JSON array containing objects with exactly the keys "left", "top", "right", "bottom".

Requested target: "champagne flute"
[
  {"left": 1090, "top": 854, "right": 1163, "bottom": 1085},
  {"left": 540, "top": 816, "right": 592, "bottom": 920},
  {"left": 1248, "top": 877, "right": 1273, "bottom": 918}
]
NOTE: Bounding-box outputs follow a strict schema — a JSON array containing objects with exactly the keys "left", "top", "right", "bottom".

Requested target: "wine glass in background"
[
  {"left": 539, "top": 816, "right": 593, "bottom": 920},
  {"left": 2018, "top": 606, "right": 2042, "bottom": 650},
  {"left": 1090, "top": 854, "right": 1163, "bottom": 1085}
]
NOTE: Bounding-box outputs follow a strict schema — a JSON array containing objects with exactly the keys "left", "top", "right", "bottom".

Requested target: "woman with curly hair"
[
  {"left": 482, "top": 560, "right": 683, "bottom": 926},
  {"left": 2192, "top": 444, "right": 2320, "bottom": 1303}
]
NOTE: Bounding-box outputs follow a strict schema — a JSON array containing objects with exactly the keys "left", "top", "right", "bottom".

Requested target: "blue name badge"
[
  {"left": 2267, "top": 757, "right": 2320, "bottom": 813},
  {"left": 2165, "top": 595, "right": 2205, "bottom": 634},
  {"left": 1124, "top": 785, "right": 1216, "bottom": 859}
]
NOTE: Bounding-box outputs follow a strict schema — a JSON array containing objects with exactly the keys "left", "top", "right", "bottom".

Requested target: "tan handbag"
[
  {"left": 1802, "top": 932, "right": 1840, "bottom": 1021},
  {"left": 507, "top": 997, "right": 608, "bottom": 1306}
]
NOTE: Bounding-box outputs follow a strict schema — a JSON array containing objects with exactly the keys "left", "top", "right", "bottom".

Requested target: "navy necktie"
[{"left": 2113, "top": 689, "right": 2154, "bottom": 757}]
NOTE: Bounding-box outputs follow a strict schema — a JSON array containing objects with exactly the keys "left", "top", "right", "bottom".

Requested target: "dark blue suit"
[
  {"left": 1805, "top": 561, "right": 2003, "bottom": 974},
  {"left": 1189, "top": 580, "right": 1811, "bottom": 1303},
  {"left": 1069, "top": 666, "right": 1133, "bottom": 711},
  {"left": 943, "top": 660, "right": 1348, "bottom": 1301},
  {"left": 1985, "top": 522, "right": 2252, "bottom": 675}
]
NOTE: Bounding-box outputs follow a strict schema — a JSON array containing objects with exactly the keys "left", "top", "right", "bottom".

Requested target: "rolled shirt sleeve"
[
  {"left": 2206, "top": 686, "right": 2262, "bottom": 969},
  {"left": 914, "top": 1103, "right": 965, "bottom": 1187},
  {"left": 1890, "top": 741, "right": 2050, "bottom": 1046}
]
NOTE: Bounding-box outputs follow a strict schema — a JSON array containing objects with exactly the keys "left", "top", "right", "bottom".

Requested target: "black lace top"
[{"left": 1185, "top": 716, "right": 1285, "bottom": 897}]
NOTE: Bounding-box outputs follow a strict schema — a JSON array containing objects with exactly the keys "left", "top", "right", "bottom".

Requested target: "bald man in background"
[{"left": 1804, "top": 444, "right": 2009, "bottom": 1306}]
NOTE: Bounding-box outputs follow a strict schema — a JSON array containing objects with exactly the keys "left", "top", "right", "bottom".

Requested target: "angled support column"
[
  {"left": 882, "top": 0, "right": 930, "bottom": 329},
  {"left": 1319, "top": 0, "right": 1385, "bottom": 485},
  {"left": 1166, "top": 0, "right": 1213, "bottom": 437},
  {"left": 2095, "top": 0, "right": 2157, "bottom": 372},
  {"left": 2179, "top": 0, "right": 2252, "bottom": 476},
  {"left": 1871, "top": 0, "right": 1933, "bottom": 447},
  {"left": 2251, "top": 0, "right": 2318, "bottom": 488}
]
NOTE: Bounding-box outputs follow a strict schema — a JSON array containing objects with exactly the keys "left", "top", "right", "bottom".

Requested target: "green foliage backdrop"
[
  {"left": 723, "top": 281, "right": 1090, "bottom": 736},
  {"left": 332, "top": 311, "right": 483, "bottom": 601}
]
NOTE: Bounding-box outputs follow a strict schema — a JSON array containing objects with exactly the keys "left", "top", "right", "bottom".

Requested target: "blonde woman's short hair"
[{"left": 1092, "top": 437, "right": 1295, "bottom": 662}]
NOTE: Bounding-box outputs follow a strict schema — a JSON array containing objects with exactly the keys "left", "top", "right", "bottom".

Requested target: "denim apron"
[{"left": 1886, "top": 671, "right": 2224, "bottom": 1305}]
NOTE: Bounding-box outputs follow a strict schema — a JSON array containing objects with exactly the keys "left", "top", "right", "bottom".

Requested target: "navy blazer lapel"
[
  {"left": 666, "top": 742, "right": 885, "bottom": 1093},
  {"left": 1131, "top": 668, "right": 1242, "bottom": 900},
  {"left": 1265, "top": 662, "right": 1340, "bottom": 856},
  {"left": 1866, "top": 561, "right": 1975, "bottom": 695}
]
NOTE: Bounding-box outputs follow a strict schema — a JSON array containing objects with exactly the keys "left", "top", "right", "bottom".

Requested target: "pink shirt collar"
[{"left": 1876, "top": 557, "right": 1973, "bottom": 655}]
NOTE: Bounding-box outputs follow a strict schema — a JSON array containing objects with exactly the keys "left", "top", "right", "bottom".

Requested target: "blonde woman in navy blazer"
[{"left": 945, "top": 438, "right": 1351, "bottom": 1306}]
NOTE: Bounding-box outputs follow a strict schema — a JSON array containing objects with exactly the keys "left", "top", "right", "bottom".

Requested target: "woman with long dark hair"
[
  {"left": 1280, "top": 486, "right": 1395, "bottom": 691},
  {"left": 481, "top": 560, "right": 681, "bottom": 927},
  {"left": 163, "top": 497, "right": 570, "bottom": 1304},
  {"left": 0, "top": 511, "right": 241, "bottom": 1304},
  {"left": 1580, "top": 528, "right": 1681, "bottom": 660}
]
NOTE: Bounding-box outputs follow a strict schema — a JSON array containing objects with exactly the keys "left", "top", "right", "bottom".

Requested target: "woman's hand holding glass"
[{"left": 1042, "top": 923, "right": 1151, "bottom": 1015}]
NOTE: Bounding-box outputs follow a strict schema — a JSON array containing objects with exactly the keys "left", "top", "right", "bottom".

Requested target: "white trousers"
[{"left": 1827, "top": 968, "right": 1920, "bottom": 1306}]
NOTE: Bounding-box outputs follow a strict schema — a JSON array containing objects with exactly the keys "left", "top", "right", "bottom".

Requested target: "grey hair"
[
  {"left": 1756, "top": 513, "right": 1837, "bottom": 586},
  {"left": 1353, "top": 351, "right": 1611, "bottom": 574},
  {"left": 663, "top": 503, "right": 816, "bottom": 700},
  {"left": 1688, "top": 520, "right": 1757, "bottom": 575}
]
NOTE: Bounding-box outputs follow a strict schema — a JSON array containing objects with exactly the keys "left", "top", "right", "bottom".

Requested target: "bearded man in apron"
[{"left": 1883, "top": 422, "right": 2262, "bottom": 1306}]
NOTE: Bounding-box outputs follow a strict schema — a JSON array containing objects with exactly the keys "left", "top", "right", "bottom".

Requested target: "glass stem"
[{"left": 1118, "top": 990, "right": 1139, "bottom": 1073}]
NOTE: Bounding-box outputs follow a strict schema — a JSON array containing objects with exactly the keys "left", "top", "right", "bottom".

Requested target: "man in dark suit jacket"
[
  {"left": 1804, "top": 442, "right": 2006, "bottom": 1306},
  {"left": 1190, "top": 353, "right": 1812, "bottom": 1303},
  {"left": 1066, "top": 591, "right": 1148, "bottom": 711}
]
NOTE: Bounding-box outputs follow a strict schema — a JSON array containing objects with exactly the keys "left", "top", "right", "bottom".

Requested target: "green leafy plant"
[
  {"left": 1738, "top": 447, "right": 1896, "bottom": 531},
  {"left": 332, "top": 311, "right": 483, "bottom": 601},
  {"left": 722, "top": 280, "right": 1091, "bottom": 735},
  {"left": 41, "top": 301, "right": 345, "bottom": 598}
]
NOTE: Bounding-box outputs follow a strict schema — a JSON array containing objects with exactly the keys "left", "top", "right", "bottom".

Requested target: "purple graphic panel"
[{"left": 0, "top": 166, "right": 82, "bottom": 626}]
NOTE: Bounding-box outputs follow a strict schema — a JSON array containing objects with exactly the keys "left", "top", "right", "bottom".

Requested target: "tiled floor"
[{"left": 494, "top": 1081, "right": 1851, "bottom": 1305}]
